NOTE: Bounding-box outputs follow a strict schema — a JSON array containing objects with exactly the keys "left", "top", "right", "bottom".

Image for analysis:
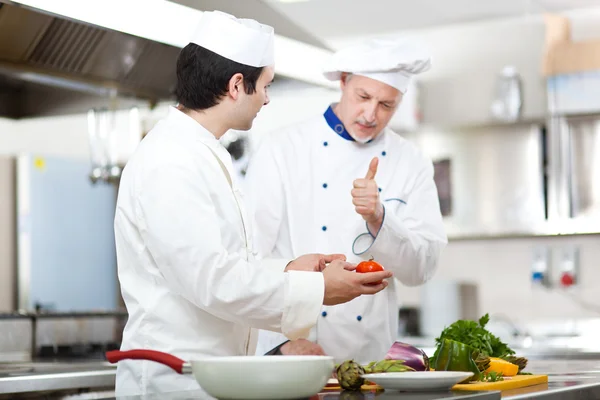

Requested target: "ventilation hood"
[
  {"left": 0, "top": 2, "right": 179, "bottom": 118},
  {"left": 0, "top": 1, "right": 332, "bottom": 119}
]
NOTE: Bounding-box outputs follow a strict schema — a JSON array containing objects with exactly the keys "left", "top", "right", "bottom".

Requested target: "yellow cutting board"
[{"left": 453, "top": 375, "right": 548, "bottom": 391}]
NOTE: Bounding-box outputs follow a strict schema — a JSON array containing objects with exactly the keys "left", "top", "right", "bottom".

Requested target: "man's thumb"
[{"left": 365, "top": 157, "right": 378, "bottom": 180}]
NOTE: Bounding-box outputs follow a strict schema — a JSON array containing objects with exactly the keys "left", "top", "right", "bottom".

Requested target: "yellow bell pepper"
[{"left": 485, "top": 357, "right": 519, "bottom": 377}]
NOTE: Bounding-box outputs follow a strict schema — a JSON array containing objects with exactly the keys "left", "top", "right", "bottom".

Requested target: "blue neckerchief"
[{"left": 323, "top": 105, "right": 373, "bottom": 143}]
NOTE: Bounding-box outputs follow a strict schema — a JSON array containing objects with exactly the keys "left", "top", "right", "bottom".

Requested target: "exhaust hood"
[
  {"left": 0, "top": 1, "right": 180, "bottom": 118},
  {"left": 0, "top": 0, "right": 333, "bottom": 119}
]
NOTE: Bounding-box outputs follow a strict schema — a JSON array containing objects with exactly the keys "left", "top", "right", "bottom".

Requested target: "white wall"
[
  {"left": 6, "top": 115, "right": 90, "bottom": 159},
  {"left": 400, "top": 235, "right": 600, "bottom": 324},
  {"left": 0, "top": 105, "right": 173, "bottom": 162},
  {"left": 0, "top": 117, "right": 18, "bottom": 153},
  {"left": 245, "top": 80, "right": 341, "bottom": 151}
]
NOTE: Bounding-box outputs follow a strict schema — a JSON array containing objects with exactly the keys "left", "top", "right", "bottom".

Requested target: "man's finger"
[
  {"left": 352, "top": 198, "right": 371, "bottom": 207},
  {"left": 359, "top": 280, "right": 389, "bottom": 295},
  {"left": 357, "top": 270, "right": 393, "bottom": 284},
  {"left": 351, "top": 188, "right": 370, "bottom": 198},
  {"left": 364, "top": 157, "right": 379, "bottom": 180},
  {"left": 323, "top": 253, "right": 346, "bottom": 263},
  {"left": 318, "top": 258, "right": 327, "bottom": 272},
  {"left": 343, "top": 262, "right": 357, "bottom": 271},
  {"left": 353, "top": 179, "right": 368, "bottom": 189}
]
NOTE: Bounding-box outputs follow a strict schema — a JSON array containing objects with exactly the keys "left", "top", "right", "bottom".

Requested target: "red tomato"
[{"left": 356, "top": 258, "right": 384, "bottom": 284}]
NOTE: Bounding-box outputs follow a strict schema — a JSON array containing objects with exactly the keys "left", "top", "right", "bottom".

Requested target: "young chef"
[
  {"left": 113, "top": 10, "right": 393, "bottom": 396},
  {"left": 245, "top": 37, "right": 448, "bottom": 364}
]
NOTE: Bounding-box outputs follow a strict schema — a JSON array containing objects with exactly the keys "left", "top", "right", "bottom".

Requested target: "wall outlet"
[
  {"left": 557, "top": 246, "right": 579, "bottom": 289},
  {"left": 531, "top": 246, "right": 552, "bottom": 288}
]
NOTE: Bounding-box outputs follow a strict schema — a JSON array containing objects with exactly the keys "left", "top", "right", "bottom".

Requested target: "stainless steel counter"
[
  {"left": 1, "top": 359, "right": 600, "bottom": 400},
  {"left": 101, "top": 378, "right": 600, "bottom": 400},
  {"left": 0, "top": 361, "right": 116, "bottom": 396},
  {"left": 107, "top": 389, "right": 502, "bottom": 400}
]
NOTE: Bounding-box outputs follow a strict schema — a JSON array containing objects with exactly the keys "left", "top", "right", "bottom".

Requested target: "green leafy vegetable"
[
  {"left": 430, "top": 314, "right": 515, "bottom": 365},
  {"left": 480, "top": 371, "right": 504, "bottom": 382}
]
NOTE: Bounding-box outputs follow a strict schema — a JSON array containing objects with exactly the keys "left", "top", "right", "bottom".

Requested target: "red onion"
[{"left": 384, "top": 341, "right": 430, "bottom": 371}]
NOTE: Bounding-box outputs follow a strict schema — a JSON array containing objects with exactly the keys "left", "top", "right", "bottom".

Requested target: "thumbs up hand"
[{"left": 351, "top": 157, "right": 384, "bottom": 228}]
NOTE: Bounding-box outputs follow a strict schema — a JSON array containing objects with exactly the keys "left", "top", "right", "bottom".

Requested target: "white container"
[{"left": 419, "top": 279, "right": 478, "bottom": 338}]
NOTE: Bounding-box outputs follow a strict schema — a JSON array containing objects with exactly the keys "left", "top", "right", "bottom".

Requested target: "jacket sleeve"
[
  {"left": 352, "top": 156, "right": 448, "bottom": 286},
  {"left": 243, "top": 137, "right": 285, "bottom": 259},
  {"left": 136, "top": 153, "right": 323, "bottom": 341}
]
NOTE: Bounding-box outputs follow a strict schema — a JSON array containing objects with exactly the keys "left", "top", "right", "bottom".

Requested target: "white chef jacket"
[
  {"left": 244, "top": 104, "right": 447, "bottom": 365},
  {"left": 113, "top": 106, "right": 325, "bottom": 396}
]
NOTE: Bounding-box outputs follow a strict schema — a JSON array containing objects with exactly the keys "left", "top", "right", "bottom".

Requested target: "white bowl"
[{"left": 191, "top": 355, "right": 335, "bottom": 399}]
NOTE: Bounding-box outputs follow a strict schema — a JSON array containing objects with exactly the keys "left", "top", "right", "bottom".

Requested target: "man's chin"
[
  {"left": 348, "top": 131, "right": 375, "bottom": 144},
  {"left": 234, "top": 122, "right": 254, "bottom": 132}
]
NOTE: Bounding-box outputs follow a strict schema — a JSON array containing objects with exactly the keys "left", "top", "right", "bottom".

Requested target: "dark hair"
[{"left": 174, "top": 43, "right": 264, "bottom": 110}]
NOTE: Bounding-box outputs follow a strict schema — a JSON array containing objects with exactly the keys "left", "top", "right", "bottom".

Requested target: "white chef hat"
[
  {"left": 189, "top": 10, "right": 275, "bottom": 68},
  {"left": 323, "top": 37, "right": 431, "bottom": 93}
]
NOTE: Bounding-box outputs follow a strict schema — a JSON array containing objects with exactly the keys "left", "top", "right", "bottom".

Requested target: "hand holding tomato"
[{"left": 356, "top": 258, "right": 385, "bottom": 285}]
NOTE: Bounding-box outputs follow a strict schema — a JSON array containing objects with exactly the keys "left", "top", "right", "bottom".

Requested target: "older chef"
[
  {"left": 244, "top": 38, "right": 448, "bottom": 364},
  {"left": 113, "top": 11, "right": 393, "bottom": 396}
]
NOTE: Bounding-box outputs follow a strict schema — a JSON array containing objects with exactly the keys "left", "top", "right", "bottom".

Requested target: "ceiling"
[
  {"left": 262, "top": 0, "right": 600, "bottom": 46},
  {"left": 170, "top": 0, "right": 330, "bottom": 49}
]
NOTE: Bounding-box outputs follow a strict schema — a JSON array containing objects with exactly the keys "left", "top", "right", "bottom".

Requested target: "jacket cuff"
[{"left": 281, "top": 271, "right": 324, "bottom": 340}]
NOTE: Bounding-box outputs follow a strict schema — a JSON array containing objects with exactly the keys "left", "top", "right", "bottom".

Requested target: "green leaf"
[
  {"left": 478, "top": 314, "right": 490, "bottom": 328},
  {"left": 480, "top": 371, "right": 504, "bottom": 382}
]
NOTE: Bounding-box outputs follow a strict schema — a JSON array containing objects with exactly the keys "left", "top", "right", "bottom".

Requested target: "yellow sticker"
[{"left": 34, "top": 157, "right": 46, "bottom": 171}]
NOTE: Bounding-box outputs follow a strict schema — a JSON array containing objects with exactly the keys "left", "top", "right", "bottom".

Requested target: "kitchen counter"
[
  {"left": 99, "top": 377, "right": 600, "bottom": 400},
  {"left": 1, "top": 360, "right": 600, "bottom": 399},
  {"left": 0, "top": 360, "right": 116, "bottom": 396},
  {"left": 109, "top": 389, "right": 502, "bottom": 400}
]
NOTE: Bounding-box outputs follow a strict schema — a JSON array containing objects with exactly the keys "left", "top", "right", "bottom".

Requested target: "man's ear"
[
  {"left": 340, "top": 72, "right": 351, "bottom": 90},
  {"left": 228, "top": 73, "right": 245, "bottom": 100}
]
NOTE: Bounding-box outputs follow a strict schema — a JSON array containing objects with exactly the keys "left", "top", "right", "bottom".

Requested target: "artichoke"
[
  {"left": 473, "top": 350, "right": 491, "bottom": 372},
  {"left": 364, "top": 359, "right": 415, "bottom": 373},
  {"left": 336, "top": 360, "right": 365, "bottom": 391},
  {"left": 501, "top": 355, "right": 528, "bottom": 372}
]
